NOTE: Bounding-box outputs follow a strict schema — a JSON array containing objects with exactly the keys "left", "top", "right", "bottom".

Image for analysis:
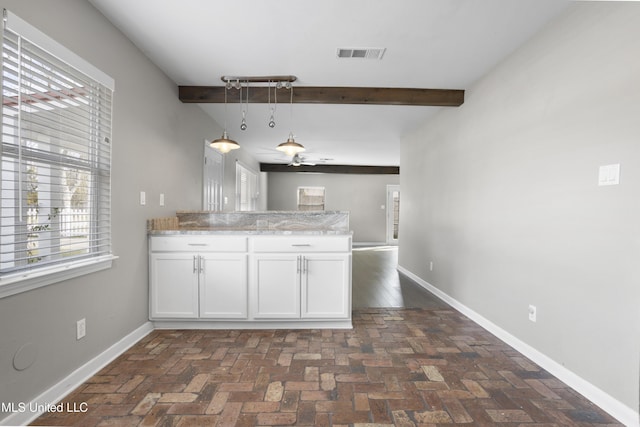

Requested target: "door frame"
[{"left": 386, "top": 185, "right": 400, "bottom": 245}]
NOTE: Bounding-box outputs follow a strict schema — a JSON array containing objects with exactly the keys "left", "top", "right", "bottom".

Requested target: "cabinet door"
[
  {"left": 251, "top": 254, "right": 300, "bottom": 319},
  {"left": 301, "top": 254, "right": 351, "bottom": 319},
  {"left": 200, "top": 253, "right": 248, "bottom": 319},
  {"left": 150, "top": 253, "right": 199, "bottom": 319}
]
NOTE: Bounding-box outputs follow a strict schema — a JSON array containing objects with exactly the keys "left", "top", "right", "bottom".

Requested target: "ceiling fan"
[{"left": 289, "top": 153, "right": 316, "bottom": 167}]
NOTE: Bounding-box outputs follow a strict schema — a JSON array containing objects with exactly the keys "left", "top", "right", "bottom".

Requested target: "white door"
[
  {"left": 251, "top": 254, "right": 300, "bottom": 318},
  {"left": 199, "top": 253, "right": 248, "bottom": 319},
  {"left": 301, "top": 254, "right": 351, "bottom": 319},
  {"left": 203, "top": 142, "right": 224, "bottom": 211},
  {"left": 386, "top": 185, "right": 400, "bottom": 245},
  {"left": 150, "top": 253, "right": 199, "bottom": 319}
]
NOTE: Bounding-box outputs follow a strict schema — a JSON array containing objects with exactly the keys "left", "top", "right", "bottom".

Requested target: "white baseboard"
[
  {"left": 153, "top": 319, "right": 352, "bottom": 330},
  {"left": 1, "top": 322, "right": 154, "bottom": 427},
  {"left": 353, "top": 241, "right": 396, "bottom": 247},
  {"left": 397, "top": 265, "right": 639, "bottom": 427}
]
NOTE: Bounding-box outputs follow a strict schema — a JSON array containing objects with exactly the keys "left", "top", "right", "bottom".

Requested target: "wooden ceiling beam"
[
  {"left": 179, "top": 86, "right": 464, "bottom": 107},
  {"left": 260, "top": 163, "right": 400, "bottom": 174}
]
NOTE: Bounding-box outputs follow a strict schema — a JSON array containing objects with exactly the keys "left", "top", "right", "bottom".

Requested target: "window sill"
[{"left": 0, "top": 255, "right": 118, "bottom": 299}]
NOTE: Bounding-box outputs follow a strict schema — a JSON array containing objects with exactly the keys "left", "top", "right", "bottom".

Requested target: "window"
[
  {"left": 0, "top": 11, "right": 115, "bottom": 297},
  {"left": 297, "top": 187, "right": 325, "bottom": 211}
]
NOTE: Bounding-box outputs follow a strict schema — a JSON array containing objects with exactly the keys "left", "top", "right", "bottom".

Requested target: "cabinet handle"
[
  {"left": 303, "top": 257, "right": 308, "bottom": 274},
  {"left": 193, "top": 255, "right": 197, "bottom": 273},
  {"left": 296, "top": 255, "right": 301, "bottom": 273},
  {"left": 199, "top": 255, "right": 204, "bottom": 274},
  {"left": 291, "top": 244, "right": 311, "bottom": 247},
  {"left": 188, "top": 243, "right": 208, "bottom": 246}
]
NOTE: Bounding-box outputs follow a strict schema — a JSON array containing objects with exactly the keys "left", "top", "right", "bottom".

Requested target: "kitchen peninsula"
[{"left": 148, "top": 211, "right": 352, "bottom": 329}]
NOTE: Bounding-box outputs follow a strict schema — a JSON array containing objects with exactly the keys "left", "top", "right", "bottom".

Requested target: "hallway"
[{"left": 352, "top": 246, "right": 444, "bottom": 309}]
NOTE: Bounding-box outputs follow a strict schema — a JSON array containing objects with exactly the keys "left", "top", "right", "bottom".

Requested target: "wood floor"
[
  {"left": 30, "top": 246, "right": 622, "bottom": 426},
  {"left": 352, "top": 246, "right": 445, "bottom": 310}
]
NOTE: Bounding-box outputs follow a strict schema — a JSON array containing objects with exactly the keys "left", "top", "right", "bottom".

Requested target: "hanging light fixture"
[
  {"left": 240, "top": 83, "right": 248, "bottom": 131},
  {"left": 267, "top": 81, "right": 276, "bottom": 128},
  {"left": 210, "top": 83, "right": 240, "bottom": 154},
  {"left": 276, "top": 85, "right": 305, "bottom": 156}
]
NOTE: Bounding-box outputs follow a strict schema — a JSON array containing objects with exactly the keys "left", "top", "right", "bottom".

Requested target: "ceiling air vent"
[{"left": 337, "top": 48, "right": 386, "bottom": 60}]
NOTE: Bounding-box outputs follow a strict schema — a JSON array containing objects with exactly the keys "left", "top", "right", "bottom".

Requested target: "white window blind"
[{"left": 1, "top": 11, "right": 114, "bottom": 281}]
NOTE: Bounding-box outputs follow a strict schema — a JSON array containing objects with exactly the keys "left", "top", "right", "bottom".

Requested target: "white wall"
[
  {"left": 0, "top": 0, "right": 222, "bottom": 419},
  {"left": 399, "top": 3, "right": 639, "bottom": 422},
  {"left": 268, "top": 172, "right": 399, "bottom": 243}
]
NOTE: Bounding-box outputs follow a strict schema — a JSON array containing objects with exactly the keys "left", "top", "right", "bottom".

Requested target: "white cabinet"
[
  {"left": 149, "top": 236, "right": 248, "bottom": 320},
  {"left": 301, "top": 254, "right": 350, "bottom": 319},
  {"left": 150, "top": 252, "right": 199, "bottom": 319},
  {"left": 252, "top": 254, "right": 301, "bottom": 318},
  {"left": 199, "top": 253, "right": 247, "bottom": 319},
  {"left": 250, "top": 235, "right": 352, "bottom": 321},
  {"left": 149, "top": 233, "right": 351, "bottom": 328}
]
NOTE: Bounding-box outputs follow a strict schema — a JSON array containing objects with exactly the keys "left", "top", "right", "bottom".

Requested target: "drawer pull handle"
[
  {"left": 188, "top": 243, "right": 208, "bottom": 246},
  {"left": 291, "top": 244, "right": 311, "bottom": 247}
]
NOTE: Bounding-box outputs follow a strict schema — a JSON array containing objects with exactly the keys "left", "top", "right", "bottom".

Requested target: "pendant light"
[
  {"left": 267, "top": 81, "right": 276, "bottom": 128},
  {"left": 276, "top": 85, "right": 305, "bottom": 156},
  {"left": 210, "top": 83, "right": 240, "bottom": 154}
]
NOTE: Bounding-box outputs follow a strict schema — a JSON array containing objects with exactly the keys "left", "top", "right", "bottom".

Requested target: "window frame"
[
  {"left": 297, "top": 186, "right": 325, "bottom": 211},
  {"left": 0, "top": 10, "right": 116, "bottom": 299}
]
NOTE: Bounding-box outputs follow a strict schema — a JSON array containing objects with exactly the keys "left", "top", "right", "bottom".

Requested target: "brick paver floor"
[{"left": 33, "top": 308, "right": 622, "bottom": 426}]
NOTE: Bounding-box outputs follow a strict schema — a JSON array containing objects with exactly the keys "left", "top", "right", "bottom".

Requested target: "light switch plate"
[
  {"left": 598, "top": 164, "right": 620, "bottom": 186},
  {"left": 140, "top": 191, "right": 146, "bottom": 205},
  {"left": 160, "top": 193, "right": 165, "bottom": 207}
]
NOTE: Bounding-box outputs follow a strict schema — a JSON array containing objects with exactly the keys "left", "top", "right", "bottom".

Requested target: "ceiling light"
[
  {"left": 210, "top": 131, "right": 239, "bottom": 154},
  {"left": 240, "top": 84, "right": 248, "bottom": 131},
  {"left": 219, "top": 75, "right": 297, "bottom": 135},
  {"left": 276, "top": 85, "right": 305, "bottom": 156},
  {"left": 277, "top": 133, "right": 305, "bottom": 157},
  {"left": 210, "top": 84, "right": 239, "bottom": 153}
]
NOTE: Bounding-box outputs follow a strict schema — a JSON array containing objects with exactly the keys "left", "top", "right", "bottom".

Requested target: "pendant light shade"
[
  {"left": 210, "top": 131, "right": 240, "bottom": 153},
  {"left": 210, "top": 84, "right": 239, "bottom": 154},
  {"left": 276, "top": 85, "right": 305, "bottom": 156},
  {"left": 276, "top": 132, "right": 305, "bottom": 157}
]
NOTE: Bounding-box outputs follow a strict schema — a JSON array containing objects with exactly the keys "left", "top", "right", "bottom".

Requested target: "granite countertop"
[
  {"left": 148, "top": 229, "right": 352, "bottom": 236},
  {"left": 149, "top": 210, "right": 351, "bottom": 236},
  {"left": 175, "top": 210, "right": 349, "bottom": 214}
]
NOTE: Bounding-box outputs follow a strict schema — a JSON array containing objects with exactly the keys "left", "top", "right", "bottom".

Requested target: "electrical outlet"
[
  {"left": 76, "top": 318, "right": 86, "bottom": 340},
  {"left": 528, "top": 305, "right": 537, "bottom": 322}
]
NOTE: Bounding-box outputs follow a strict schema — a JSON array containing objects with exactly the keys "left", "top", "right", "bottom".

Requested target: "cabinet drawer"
[
  {"left": 251, "top": 236, "right": 351, "bottom": 253},
  {"left": 150, "top": 235, "right": 248, "bottom": 252}
]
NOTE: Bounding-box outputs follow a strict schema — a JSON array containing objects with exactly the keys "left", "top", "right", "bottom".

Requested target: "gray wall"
[
  {"left": 268, "top": 172, "right": 399, "bottom": 243},
  {"left": 399, "top": 2, "right": 639, "bottom": 415},
  {"left": 0, "top": 0, "right": 224, "bottom": 417}
]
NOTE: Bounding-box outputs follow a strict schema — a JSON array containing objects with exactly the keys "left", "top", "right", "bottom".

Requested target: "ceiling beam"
[
  {"left": 179, "top": 86, "right": 464, "bottom": 107},
  {"left": 260, "top": 163, "right": 400, "bottom": 174}
]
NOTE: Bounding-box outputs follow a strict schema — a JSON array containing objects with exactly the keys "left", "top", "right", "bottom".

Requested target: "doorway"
[
  {"left": 386, "top": 185, "right": 400, "bottom": 245},
  {"left": 203, "top": 142, "right": 224, "bottom": 211}
]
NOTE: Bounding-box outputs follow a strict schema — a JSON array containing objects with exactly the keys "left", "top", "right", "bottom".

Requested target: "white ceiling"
[{"left": 88, "top": 0, "right": 570, "bottom": 166}]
